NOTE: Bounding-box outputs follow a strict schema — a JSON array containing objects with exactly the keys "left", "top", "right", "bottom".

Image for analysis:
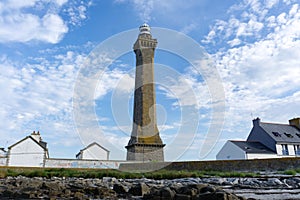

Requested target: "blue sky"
[{"left": 0, "top": 0, "right": 300, "bottom": 161}]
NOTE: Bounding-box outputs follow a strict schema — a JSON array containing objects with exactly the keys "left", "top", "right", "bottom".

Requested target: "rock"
[
  {"left": 175, "top": 193, "right": 191, "bottom": 200},
  {"left": 197, "top": 191, "right": 228, "bottom": 200},
  {"left": 74, "top": 191, "right": 88, "bottom": 200},
  {"left": 267, "top": 178, "right": 283, "bottom": 186},
  {"left": 160, "top": 187, "right": 176, "bottom": 199},
  {"left": 42, "top": 181, "right": 63, "bottom": 191},
  {"left": 128, "top": 182, "right": 150, "bottom": 196},
  {"left": 176, "top": 185, "right": 198, "bottom": 196},
  {"left": 0, "top": 176, "right": 251, "bottom": 200},
  {"left": 113, "top": 183, "right": 128, "bottom": 194},
  {"left": 143, "top": 186, "right": 160, "bottom": 199},
  {"left": 200, "top": 185, "right": 216, "bottom": 193}
]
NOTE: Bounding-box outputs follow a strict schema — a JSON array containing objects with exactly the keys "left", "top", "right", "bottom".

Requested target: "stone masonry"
[{"left": 126, "top": 24, "right": 165, "bottom": 161}]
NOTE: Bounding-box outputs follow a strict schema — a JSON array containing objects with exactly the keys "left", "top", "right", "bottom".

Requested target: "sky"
[{"left": 0, "top": 0, "right": 300, "bottom": 161}]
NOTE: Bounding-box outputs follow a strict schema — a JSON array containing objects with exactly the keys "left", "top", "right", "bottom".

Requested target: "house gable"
[
  {"left": 8, "top": 136, "right": 47, "bottom": 152},
  {"left": 216, "top": 141, "right": 246, "bottom": 160},
  {"left": 247, "top": 119, "right": 277, "bottom": 152},
  {"left": 7, "top": 136, "right": 48, "bottom": 167},
  {"left": 77, "top": 142, "right": 109, "bottom": 160}
]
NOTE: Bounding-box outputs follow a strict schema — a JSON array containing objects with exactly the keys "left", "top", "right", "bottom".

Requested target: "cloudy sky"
[{"left": 0, "top": 0, "right": 299, "bottom": 161}]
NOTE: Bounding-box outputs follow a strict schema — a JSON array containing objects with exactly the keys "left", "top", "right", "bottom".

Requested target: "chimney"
[
  {"left": 289, "top": 118, "right": 300, "bottom": 129},
  {"left": 253, "top": 117, "right": 261, "bottom": 127},
  {"left": 31, "top": 131, "right": 42, "bottom": 142}
]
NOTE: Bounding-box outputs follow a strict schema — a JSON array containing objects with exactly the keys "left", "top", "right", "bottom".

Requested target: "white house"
[
  {"left": 217, "top": 117, "right": 300, "bottom": 160},
  {"left": 7, "top": 131, "right": 49, "bottom": 167},
  {"left": 76, "top": 142, "right": 109, "bottom": 160},
  {"left": 0, "top": 148, "right": 6, "bottom": 157},
  {"left": 216, "top": 140, "right": 278, "bottom": 160}
]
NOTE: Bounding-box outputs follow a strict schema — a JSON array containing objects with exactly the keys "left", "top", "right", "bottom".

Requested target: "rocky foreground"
[{"left": 1, "top": 175, "right": 300, "bottom": 199}]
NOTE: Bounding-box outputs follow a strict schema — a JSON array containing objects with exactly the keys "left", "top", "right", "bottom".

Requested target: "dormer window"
[
  {"left": 272, "top": 131, "right": 281, "bottom": 137},
  {"left": 284, "top": 132, "right": 293, "bottom": 138}
]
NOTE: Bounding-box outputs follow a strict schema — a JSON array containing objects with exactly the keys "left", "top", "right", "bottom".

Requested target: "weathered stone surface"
[
  {"left": 128, "top": 182, "right": 150, "bottom": 196},
  {"left": 160, "top": 186, "right": 176, "bottom": 199},
  {"left": 126, "top": 25, "right": 165, "bottom": 162},
  {"left": 0, "top": 176, "right": 277, "bottom": 199},
  {"left": 175, "top": 193, "right": 191, "bottom": 200},
  {"left": 200, "top": 185, "right": 216, "bottom": 193},
  {"left": 113, "top": 183, "right": 128, "bottom": 194}
]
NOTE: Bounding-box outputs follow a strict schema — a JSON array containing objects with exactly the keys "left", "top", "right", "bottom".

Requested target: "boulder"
[
  {"left": 160, "top": 187, "right": 176, "bottom": 199},
  {"left": 128, "top": 182, "right": 150, "bottom": 196},
  {"left": 113, "top": 183, "right": 128, "bottom": 194}
]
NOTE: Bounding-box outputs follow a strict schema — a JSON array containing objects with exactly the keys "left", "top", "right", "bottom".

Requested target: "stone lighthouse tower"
[{"left": 126, "top": 24, "right": 165, "bottom": 162}]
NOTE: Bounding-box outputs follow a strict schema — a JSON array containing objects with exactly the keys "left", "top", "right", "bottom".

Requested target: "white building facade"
[
  {"left": 76, "top": 142, "right": 109, "bottom": 160},
  {"left": 7, "top": 131, "right": 49, "bottom": 167},
  {"left": 217, "top": 117, "right": 300, "bottom": 160},
  {"left": 217, "top": 141, "right": 278, "bottom": 160}
]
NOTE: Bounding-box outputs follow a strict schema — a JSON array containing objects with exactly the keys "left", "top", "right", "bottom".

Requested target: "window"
[
  {"left": 282, "top": 144, "right": 289, "bottom": 155},
  {"left": 272, "top": 132, "right": 281, "bottom": 137},
  {"left": 294, "top": 145, "right": 300, "bottom": 156},
  {"left": 296, "top": 133, "right": 300, "bottom": 138},
  {"left": 284, "top": 132, "right": 293, "bottom": 138}
]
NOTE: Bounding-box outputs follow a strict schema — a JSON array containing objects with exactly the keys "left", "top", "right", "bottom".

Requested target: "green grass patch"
[{"left": 0, "top": 167, "right": 260, "bottom": 179}]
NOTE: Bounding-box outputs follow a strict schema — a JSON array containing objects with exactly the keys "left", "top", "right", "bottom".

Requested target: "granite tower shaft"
[{"left": 126, "top": 24, "right": 165, "bottom": 161}]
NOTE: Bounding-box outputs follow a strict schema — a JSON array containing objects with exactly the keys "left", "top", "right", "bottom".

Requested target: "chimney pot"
[{"left": 253, "top": 117, "right": 261, "bottom": 127}]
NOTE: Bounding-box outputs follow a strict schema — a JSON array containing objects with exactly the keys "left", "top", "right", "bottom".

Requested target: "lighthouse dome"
[{"left": 139, "top": 23, "right": 151, "bottom": 35}]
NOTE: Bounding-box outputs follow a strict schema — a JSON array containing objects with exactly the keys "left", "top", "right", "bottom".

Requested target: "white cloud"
[
  {"left": 55, "top": 0, "right": 68, "bottom": 6},
  {"left": 66, "top": 1, "right": 92, "bottom": 26},
  {"left": 0, "top": 51, "right": 85, "bottom": 148},
  {"left": 95, "top": 68, "right": 135, "bottom": 100},
  {"left": 227, "top": 38, "right": 241, "bottom": 47},
  {"left": 114, "top": 0, "right": 154, "bottom": 22},
  {"left": 0, "top": 0, "right": 91, "bottom": 44},
  {"left": 40, "top": 14, "right": 68, "bottom": 43},
  {"left": 210, "top": 2, "right": 300, "bottom": 137},
  {"left": 0, "top": 0, "right": 68, "bottom": 43}
]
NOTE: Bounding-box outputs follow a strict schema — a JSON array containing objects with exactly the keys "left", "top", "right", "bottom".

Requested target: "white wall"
[
  {"left": 216, "top": 141, "right": 246, "bottom": 160},
  {"left": 0, "top": 157, "right": 7, "bottom": 166},
  {"left": 8, "top": 138, "right": 45, "bottom": 167},
  {"left": 246, "top": 153, "right": 278, "bottom": 159},
  {"left": 81, "top": 144, "right": 109, "bottom": 160},
  {"left": 0, "top": 150, "right": 6, "bottom": 157},
  {"left": 45, "top": 159, "right": 122, "bottom": 169},
  {"left": 276, "top": 144, "right": 296, "bottom": 157}
]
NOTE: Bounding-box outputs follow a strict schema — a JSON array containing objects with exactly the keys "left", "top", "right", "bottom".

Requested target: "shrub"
[{"left": 284, "top": 170, "right": 297, "bottom": 176}]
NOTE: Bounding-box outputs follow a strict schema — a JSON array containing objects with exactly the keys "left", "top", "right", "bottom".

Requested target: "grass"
[
  {"left": 283, "top": 168, "right": 300, "bottom": 176},
  {"left": 0, "top": 167, "right": 260, "bottom": 179}
]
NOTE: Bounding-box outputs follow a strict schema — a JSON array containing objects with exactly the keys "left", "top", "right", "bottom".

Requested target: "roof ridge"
[{"left": 261, "top": 122, "right": 290, "bottom": 126}]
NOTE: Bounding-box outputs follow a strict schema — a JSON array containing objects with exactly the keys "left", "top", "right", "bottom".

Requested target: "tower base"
[{"left": 126, "top": 143, "right": 165, "bottom": 162}]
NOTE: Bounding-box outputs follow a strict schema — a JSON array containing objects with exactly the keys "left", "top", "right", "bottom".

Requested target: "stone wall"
[{"left": 119, "top": 157, "right": 300, "bottom": 172}]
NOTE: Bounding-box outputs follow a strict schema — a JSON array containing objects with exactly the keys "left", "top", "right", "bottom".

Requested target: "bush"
[{"left": 284, "top": 170, "right": 297, "bottom": 176}]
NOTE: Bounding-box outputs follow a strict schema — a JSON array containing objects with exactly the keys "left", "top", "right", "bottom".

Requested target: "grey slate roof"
[
  {"left": 260, "top": 122, "right": 300, "bottom": 143},
  {"left": 230, "top": 141, "right": 276, "bottom": 154}
]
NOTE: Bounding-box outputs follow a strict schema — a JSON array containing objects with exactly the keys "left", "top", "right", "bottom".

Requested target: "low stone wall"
[
  {"left": 45, "top": 158, "right": 124, "bottom": 169},
  {"left": 119, "top": 157, "right": 300, "bottom": 172}
]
